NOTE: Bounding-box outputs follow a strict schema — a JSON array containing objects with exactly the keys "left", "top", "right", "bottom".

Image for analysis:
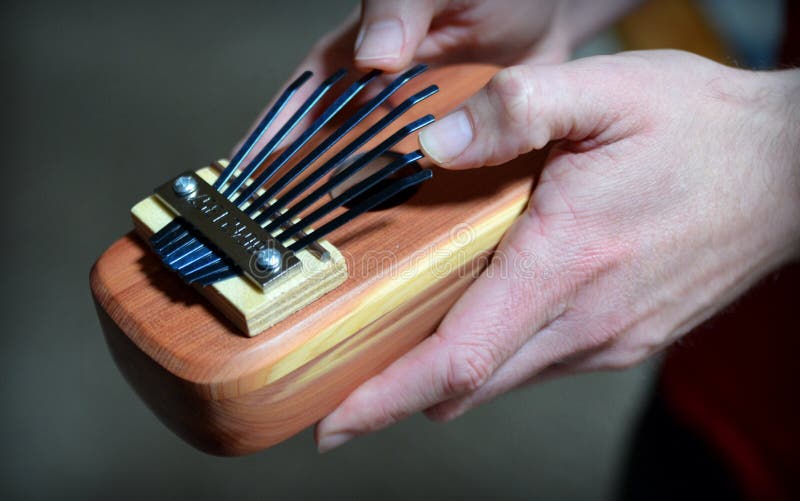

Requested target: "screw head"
[
  {"left": 255, "top": 248, "right": 282, "bottom": 272},
  {"left": 173, "top": 175, "right": 198, "bottom": 197}
]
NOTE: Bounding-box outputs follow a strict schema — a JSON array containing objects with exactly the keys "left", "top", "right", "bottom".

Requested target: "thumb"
[
  {"left": 354, "top": 0, "right": 442, "bottom": 72},
  {"left": 419, "top": 62, "right": 628, "bottom": 169}
]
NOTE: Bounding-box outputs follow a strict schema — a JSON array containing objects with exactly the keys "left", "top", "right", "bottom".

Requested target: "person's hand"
[
  {"left": 315, "top": 50, "right": 800, "bottom": 452},
  {"left": 293, "top": 0, "right": 642, "bottom": 77},
  {"left": 236, "top": 0, "right": 642, "bottom": 157}
]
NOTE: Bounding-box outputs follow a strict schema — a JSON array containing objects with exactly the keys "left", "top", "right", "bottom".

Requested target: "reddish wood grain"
[{"left": 91, "top": 64, "right": 545, "bottom": 454}]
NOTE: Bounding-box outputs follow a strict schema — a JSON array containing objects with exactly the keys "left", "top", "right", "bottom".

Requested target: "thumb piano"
[{"left": 90, "top": 64, "right": 540, "bottom": 455}]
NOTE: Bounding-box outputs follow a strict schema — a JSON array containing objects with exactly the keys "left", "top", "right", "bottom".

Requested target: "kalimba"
[{"left": 91, "top": 63, "right": 540, "bottom": 455}]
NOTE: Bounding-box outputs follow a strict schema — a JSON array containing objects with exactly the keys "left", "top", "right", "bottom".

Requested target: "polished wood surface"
[{"left": 91, "top": 64, "right": 543, "bottom": 454}]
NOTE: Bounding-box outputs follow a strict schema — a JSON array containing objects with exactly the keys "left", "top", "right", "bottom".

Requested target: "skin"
[{"left": 245, "top": 0, "right": 800, "bottom": 452}]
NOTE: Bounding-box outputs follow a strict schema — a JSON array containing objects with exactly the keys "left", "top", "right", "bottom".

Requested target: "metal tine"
[
  {"left": 167, "top": 67, "right": 436, "bottom": 284},
  {"left": 222, "top": 69, "right": 348, "bottom": 199},
  {"left": 179, "top": 223, "right": 327, "bottom": 281},
  {"left": 194, "top": 271, "right": 233, "bottom": 286},
  {"left": 157, "top": 233, "right": 198, "bottom": 263},
  {"left": 184, "top": 255, "right": 237, "bottom": 284},
  {"left": 154, "top": 221, "right": 203, "bottom": 260},
  {"left": 192, "top": 264, "right": 238, "bottom": 286},
  {"left": 176, "top": 195, "right": 337, "bottom": 277},
  {"left": 244, "top": 64, "right": 430, "bottom": 218},
  {"left": 287, "top": 169, "right": 433, "bottom": 253},
  {"left": 171, "top": 198, "right": 327, "bottom": 274},
  {"left": 150, "top": 71, "right": 314, "bottom": 250},
  {"left": 182, "top": 259, "right": 235, "bottom": 284},
  {"left": 178, "top": 252, "right": 223, "bottom": 279},
  {"left": 262, "top": 114, "right": 433, "bottom": 233},
  {"left": 163, "top": 235, "right": 216, "bottom": 267},
  {"left": 158, "top": 225, "right": 206, "bottom": 263},
  {"left": 215, "top": 70, "right": 314, "bottom": 190},
  {"left": 169, "top": 69, "right": 377, "bottom": 268},
  {"left": 180, "top": 251, "right": 234, "bottom": 277},
  {"left": 179, "top": 105, "right": 436, "bottom": 278},
  {"left": 160, "top": 223, "right": 224, "bottom": 265},
  {"left": 152, "top": 220, "right": 198, "bottom": 258},
  {"left": 275, "top": 150, "right": 424, "bottom": 242},
  {"left": 182, "top": 217, "right": 326, "bottom": 280},
  {"left": 233, "top": 69, "right": 382, "bottom": 207},
  {"left": 150, "top": 218, "right": 188, "bottom": 249},
  {"left": 252, "top": 84, "right": 438, "bottom": 225},
  {"left": 175, "top": 246, "right": 219, "bottom": 275}
]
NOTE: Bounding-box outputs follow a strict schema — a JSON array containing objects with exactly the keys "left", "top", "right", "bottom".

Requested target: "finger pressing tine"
[
  {"left": 419, "top": 62, "right": 615, "bottom": 169},
  {"left": 354, "top": 0, "right": 441, "bottom": 71}
]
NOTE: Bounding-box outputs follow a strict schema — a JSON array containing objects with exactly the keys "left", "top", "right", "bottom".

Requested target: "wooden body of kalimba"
[{"left": 90, "top": 64, "right": 543, "bottom": 455}]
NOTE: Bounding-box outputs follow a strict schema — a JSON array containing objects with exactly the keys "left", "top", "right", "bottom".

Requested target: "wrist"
[
  {"left": 743, "top": 68, "right": 800, "bottom": 262},
  {"left": 768, "top": 69, "right": 800, "bottom": 261}
]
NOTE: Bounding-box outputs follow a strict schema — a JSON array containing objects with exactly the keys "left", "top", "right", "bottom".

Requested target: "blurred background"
[{"left": 0, "top": 0, "right": 786, "bottom": 499}]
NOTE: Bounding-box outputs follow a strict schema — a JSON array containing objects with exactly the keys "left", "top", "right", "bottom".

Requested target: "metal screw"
[
  {"left": 172, "top": 175, "right": 198, "bottom": 197},
  {"left": 255, "top": 248, "right": 282, "bottom": 272}
]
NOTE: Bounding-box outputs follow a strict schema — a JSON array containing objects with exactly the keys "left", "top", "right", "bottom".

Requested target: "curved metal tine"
[
  {"left": 159, "top": 227, "right": 208, "bottom": 263},
  {"left": 174, "top": 243, "right": 219, "bottom": 273},
  {"left": 244, "top": 65, "right": 430, "bottom": 218},
  {"left": 182, "top": 252, "right": 236, "bottom": 283},
  {"left": 286, "top": 169, "right": 433, "bottom": 252},
  {"left": 215, "top": 71, "right": 313, "bottom": 190},
  {"left": 222, "top": 69, "right": 348, "bottom": 199},
  {"left": 232, "top": 70, "right": 381, "bottom": 207},
  {"left": 183, "top": 164, "right": 433, "bottom": 285},
  {"left": 189, "top": 263, "right": 239, "bottom": 286},
  {"left": 150, "top": 72, "right": 314, "bottom": 251},
  {"left": 263, "top": 114, "right": 433, "bottom": 233},
  {"left": 275, "top": 151, "right": 423, "bottom": 242},
  {"left": 164, "top": 240, "right": 206, "bottom": 267},
  {"left": 180, "top": 249, "right": 233, "bottom": 280},
  {"left": 150, "top": 218, "right": 187, "bottom": 248},
  {"left": 157, "top": 66, "right": 430, "bottom": 263},
  {"left": 163, "top": 70, "right": 350, "bottom": 264},
  {"left": 175, "top": 246, "right": 220, "bottom": 279},
  {"left": 178, "top": 242, "right": 240, "bottom": 280},
  {"left": 169, "top": 66, "right": 434, "bottom": 281},
  {"left": 176, "top": 206, "right": 320, "bottom": 277},
  {"left": 252, "top": 84, "right": 438, "bottom": 225},
  {"left": 174, "top": 69, "right": 377, "bottom": 269}
]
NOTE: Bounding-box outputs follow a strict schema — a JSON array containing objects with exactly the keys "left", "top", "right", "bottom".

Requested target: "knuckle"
[
  {"left": 443, "top": 343, "right": 495, "bottom": 395},
  {"left": 487, "top": 66, "right": 536, "bottom": 131}
]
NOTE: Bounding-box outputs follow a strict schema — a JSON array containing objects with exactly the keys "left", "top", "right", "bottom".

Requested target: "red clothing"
[
  {"left": 659, "top": 7, "right": 799, "bottom": 499},
  {"left": 661, "top": 264, "right": 800, "bottom": 499}
]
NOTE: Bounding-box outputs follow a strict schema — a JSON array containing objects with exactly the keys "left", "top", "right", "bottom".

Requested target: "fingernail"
[
  {"left": 419, "top": 110, "right": 474, "bottom": 164},
  {"left": 355, "top": 19, "right": 404, "bottom": 61},
  {"left": 317, "top": 431, "right": 354, "bottom": 453}
]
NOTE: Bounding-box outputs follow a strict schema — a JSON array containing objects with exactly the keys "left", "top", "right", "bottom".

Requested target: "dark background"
[{"left": 0, "top": 0, "right": 780, "bottom": 499}]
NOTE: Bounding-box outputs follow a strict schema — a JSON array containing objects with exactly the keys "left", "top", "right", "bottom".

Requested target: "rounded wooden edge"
[{"left": 94, "top": 251, "right": 482, "bottom": 455}]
